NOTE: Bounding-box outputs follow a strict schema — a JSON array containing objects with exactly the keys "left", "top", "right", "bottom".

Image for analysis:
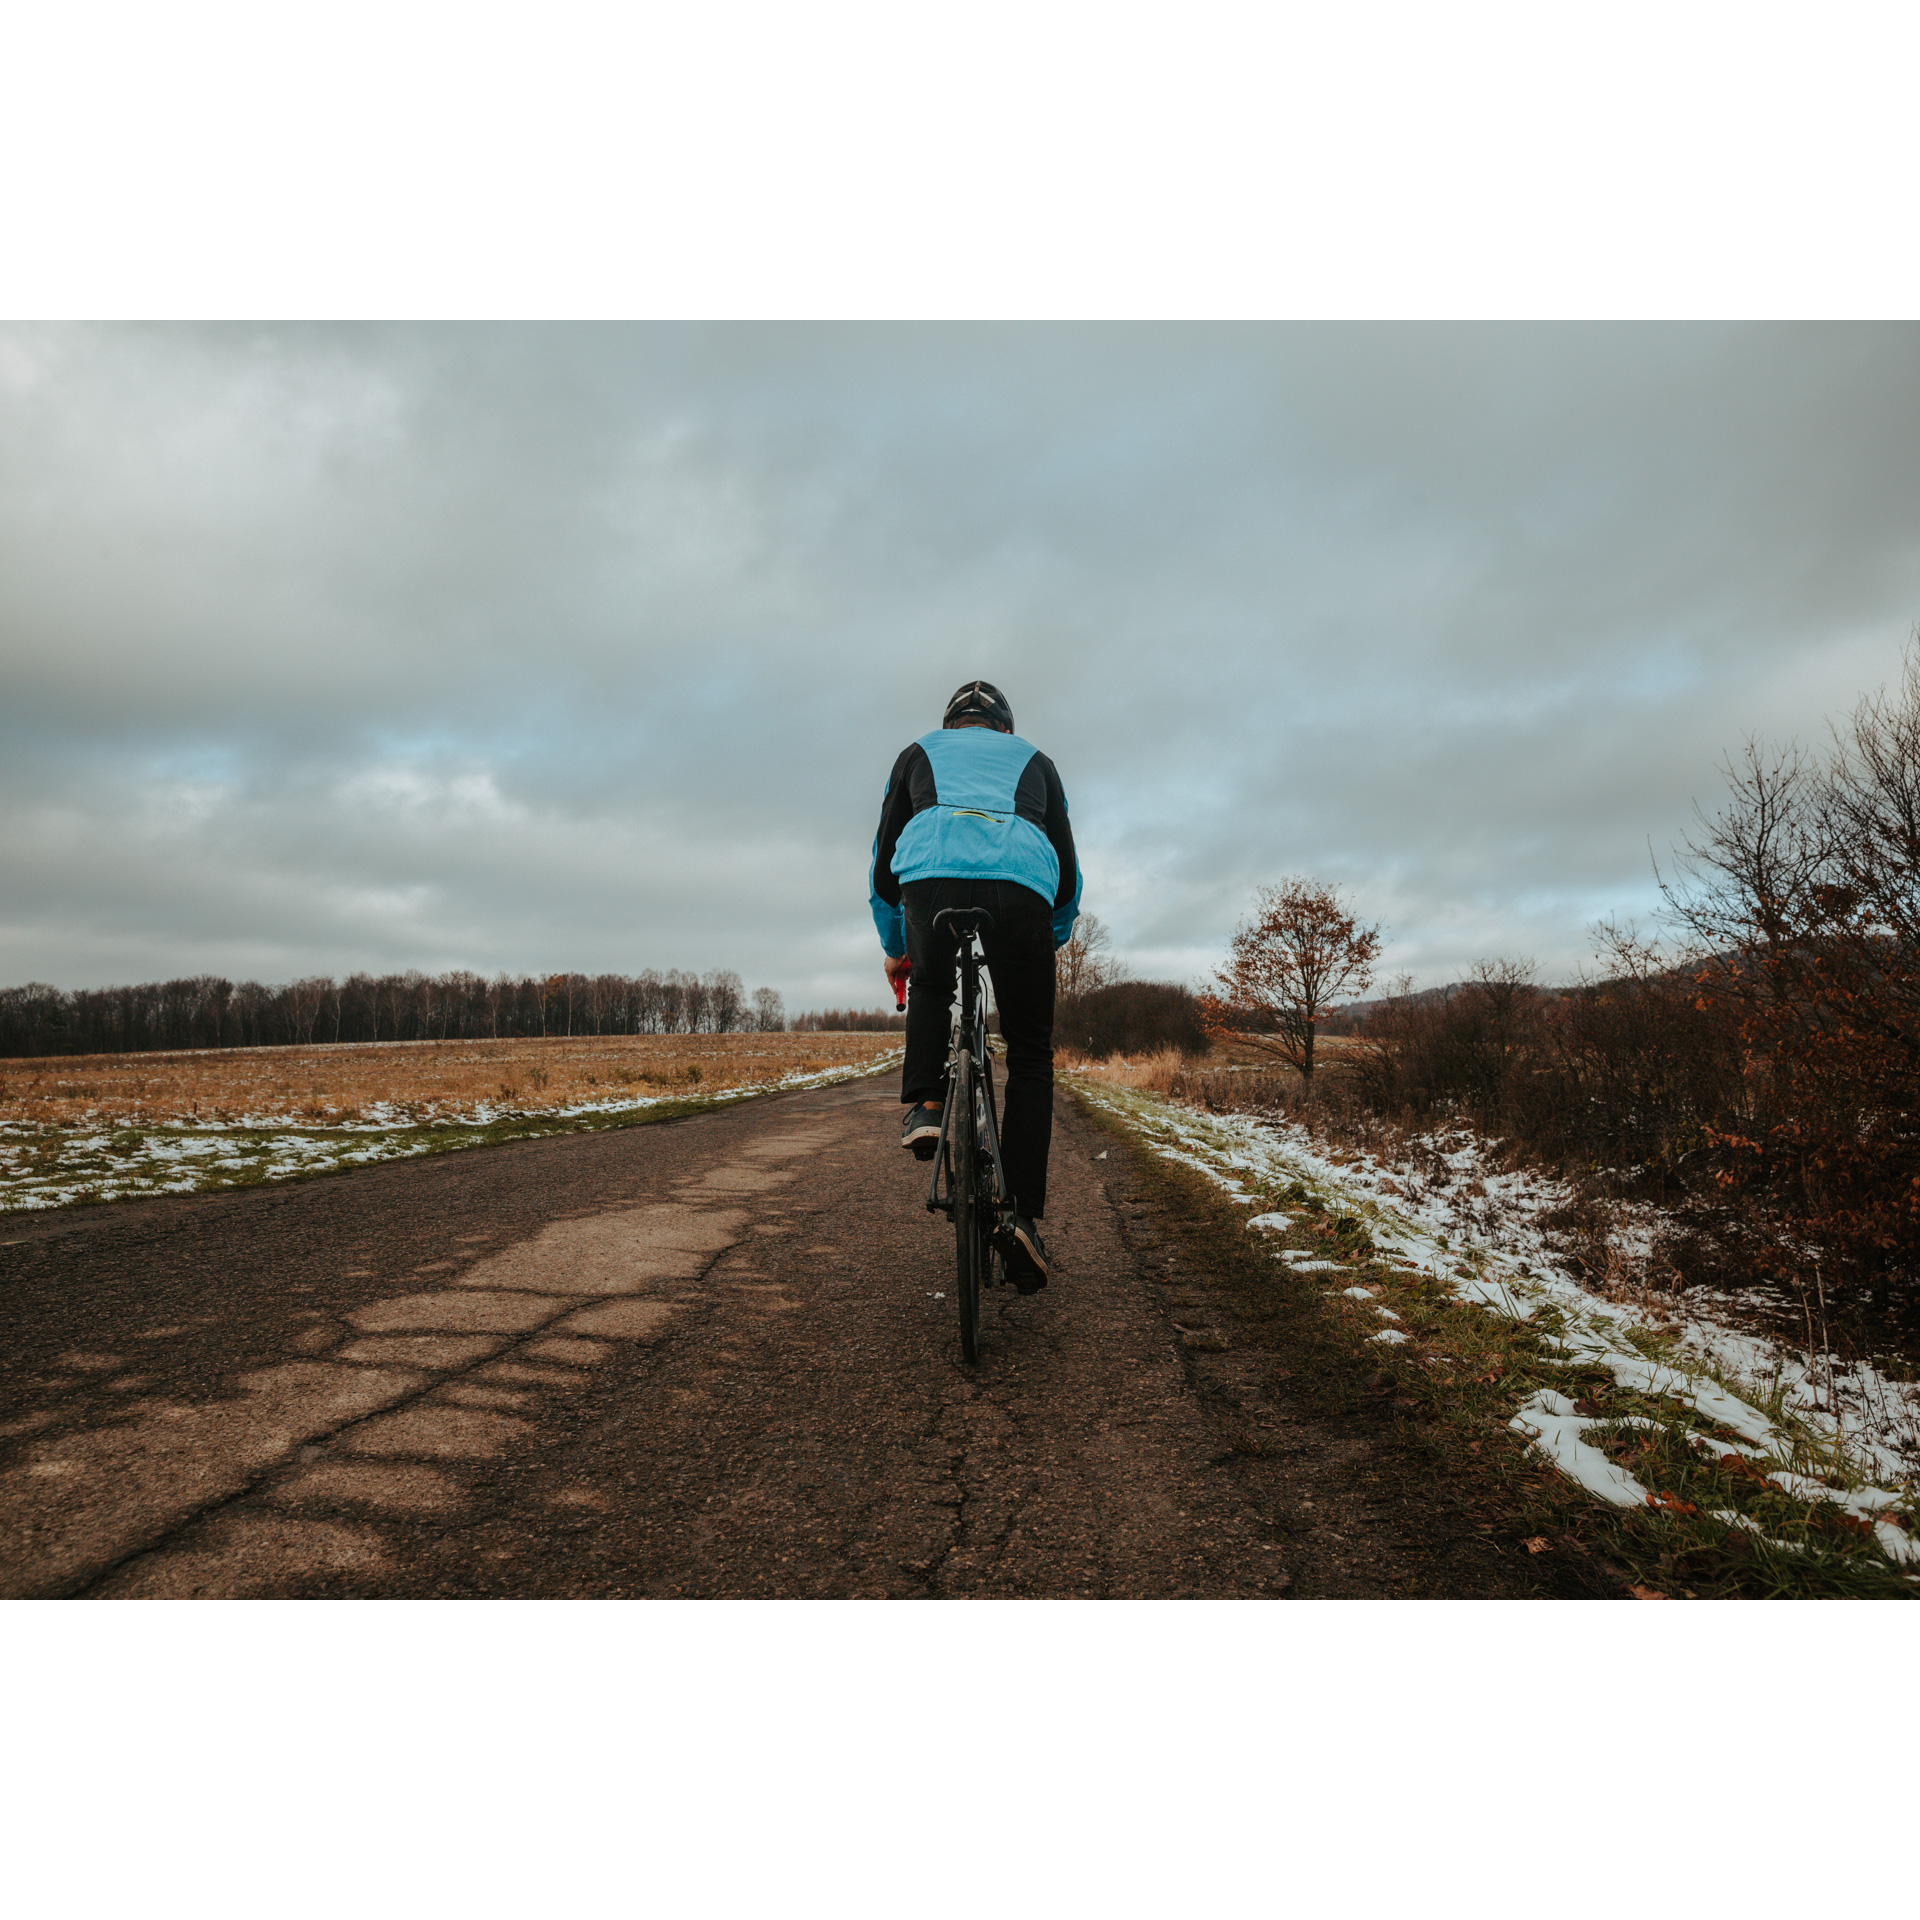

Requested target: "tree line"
[
  {"left": 0, "top": 969, "right": 803, "bottom": 1058},
  {"left": 789, "top": 1007, "right": 907, "bottom": 1033}
]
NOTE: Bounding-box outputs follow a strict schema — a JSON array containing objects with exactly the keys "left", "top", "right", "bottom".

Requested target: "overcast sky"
[{"left": 4, "top": 322, "right": 1918, "bottom": 1010}]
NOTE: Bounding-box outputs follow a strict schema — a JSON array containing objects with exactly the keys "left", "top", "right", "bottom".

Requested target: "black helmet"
[{"left": 943, "top": 680, "right": 1014, "bottom": 732}]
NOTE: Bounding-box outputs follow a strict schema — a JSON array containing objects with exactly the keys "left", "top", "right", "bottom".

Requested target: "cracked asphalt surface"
[{"left": 2, "top": 1073, "right": 1400, "bottom": 1598}]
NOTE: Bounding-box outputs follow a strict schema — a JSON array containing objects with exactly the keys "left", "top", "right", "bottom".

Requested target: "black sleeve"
[
  {"left": 870, "top": 743, "right": 923, "bottom": 908},
  {"left": 1030, "top": 753, "right": 1078, "bottom": 911}
]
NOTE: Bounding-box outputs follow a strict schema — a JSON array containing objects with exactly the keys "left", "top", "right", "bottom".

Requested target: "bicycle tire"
[
  {"left": 953, "top": 1049, "right": 982, "bottom": 1363},
  {"left": 973, "top": 1068, "right": 1001, "bottom": 1292}
]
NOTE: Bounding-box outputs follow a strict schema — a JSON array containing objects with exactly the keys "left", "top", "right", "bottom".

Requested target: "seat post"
[{"left": 957, "top": 933, "right": 977, "bottom": 1029}]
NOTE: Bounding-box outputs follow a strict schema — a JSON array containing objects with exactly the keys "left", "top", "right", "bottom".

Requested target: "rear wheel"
[
  {"left": 952, "top": 1051, "right": 981, "bottom": 1363},
  {"left": 973, "top": 1064, "right": 1002, "bottom": 1292}
]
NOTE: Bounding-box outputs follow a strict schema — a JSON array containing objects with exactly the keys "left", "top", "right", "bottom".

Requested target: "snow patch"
[{"left": 1509, "top": 1390, "right": 1652, "bottom": 1509}]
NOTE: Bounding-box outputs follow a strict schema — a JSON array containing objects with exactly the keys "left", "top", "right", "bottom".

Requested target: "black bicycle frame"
[{"left": 923, "top": 912, "right": 1009, "bottom": 1222}]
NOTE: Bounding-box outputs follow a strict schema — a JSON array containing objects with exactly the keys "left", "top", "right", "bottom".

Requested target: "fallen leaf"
[
  {"left": 1523, "top": 1536, "right": 1550, "bottom": 1554},
  {"left": 1628, "top": 1584, "right": 1668, "bottom": 1600}
]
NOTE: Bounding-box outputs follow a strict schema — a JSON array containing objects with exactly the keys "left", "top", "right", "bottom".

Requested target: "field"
[{"left": 0, "top": 1032, "right": 901, "bottom": 1212}]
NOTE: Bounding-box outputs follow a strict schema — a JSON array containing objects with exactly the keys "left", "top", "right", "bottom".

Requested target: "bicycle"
[{"left": 922, "top": 907, "right": 1008, "bottom": 1364}]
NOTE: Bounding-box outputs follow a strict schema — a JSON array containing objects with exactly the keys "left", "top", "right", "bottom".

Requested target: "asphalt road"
[{"left": 1, "top": 1074, "right": 1415, "bottom": 1598}]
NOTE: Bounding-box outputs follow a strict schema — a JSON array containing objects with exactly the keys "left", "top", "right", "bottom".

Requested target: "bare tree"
[
  {"left": 1661, "top": 738, "right": 1829, "bottom": 958},
  {"left": 1472, "top": 955, "right": 1539, "bottom": 1077},
  {"left": 704, "top": 970, "right": 746, "bottom": 1033},
  {"left": 405, "top": 970, "right": 432, "bottom": 1040},
  {"left": 1055, "top": 912, "right": 1119, "bottom": 995},
  {"left": 633, "top": 969, "right": 666, "bottom": 1033},
  {"left": 1201, "top": 879, "right": 1382, "bottom": 1092},
  {"left": 1822, "top": 651, "right": 1920, "bottom": 944},
  {"left": 661, "top": 971, "right": 693, "bottom": 1033},
  {"left": 751, "top": 986, "right": 785, "bottom": 1032},
  {"left": 375, "top": 973, "right": 407, "bottom": 1043},
  {"left": 286, "top": 976, "right": 328, "bottom": 1045}
]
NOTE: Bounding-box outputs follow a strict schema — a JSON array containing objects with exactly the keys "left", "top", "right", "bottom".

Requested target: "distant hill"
[
  {"left": 1326, "top": 958, "right": 1723, "bottom": 1032},
  {"left": 1322, "top": 982, "right": 1472, "bottom": 1032},
  {"left": 1333, "top": 983, "right": 1462, "bottom": 1022},
  {"left": 1322, "top": 978, "right": 1577, "bottom": 1033}
]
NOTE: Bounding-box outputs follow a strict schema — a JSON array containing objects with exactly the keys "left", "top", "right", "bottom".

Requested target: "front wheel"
[{"left": 952, "top": 1052, "right": 982, "bottom": 1363}]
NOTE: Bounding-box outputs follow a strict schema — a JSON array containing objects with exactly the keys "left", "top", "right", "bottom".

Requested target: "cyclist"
[{"left": 869, "top": 680, "right": 1081, "bottom": 1292}]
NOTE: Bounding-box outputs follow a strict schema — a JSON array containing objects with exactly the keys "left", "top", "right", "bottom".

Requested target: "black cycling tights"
[{"left": 900, "top": 878, "right": 1057, "bottom": 1221}]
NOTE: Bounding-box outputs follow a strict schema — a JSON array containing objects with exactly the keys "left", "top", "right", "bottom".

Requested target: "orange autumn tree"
[{"left": 1201, "top": 879, "right": 1382, "bottom": 1093}]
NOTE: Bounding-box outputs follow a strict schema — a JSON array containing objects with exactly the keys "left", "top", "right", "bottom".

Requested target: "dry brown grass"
[
  {"left": 1059, "top": 1034, "right": 1364, "bottom": 1098},
  {"left": 1058, "top": 1047, "right": 1191, "bottom": 1094},
  {"left": 0, "top": 1032, "right": 901, "bottom": 1130}
]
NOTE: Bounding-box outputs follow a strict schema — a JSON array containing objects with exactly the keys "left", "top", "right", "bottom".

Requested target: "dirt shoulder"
[{"left": 1071, "top": 1089, "right": 1627, "bottom": 1598}]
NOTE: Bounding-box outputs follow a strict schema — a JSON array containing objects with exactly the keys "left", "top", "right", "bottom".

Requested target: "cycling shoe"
[
  {"left": 900, "top": 1104, "right": 941, "bottom": 1161},
  {"left": 1000, "top": 1214, "right": 1050, "bottom": 1292}
]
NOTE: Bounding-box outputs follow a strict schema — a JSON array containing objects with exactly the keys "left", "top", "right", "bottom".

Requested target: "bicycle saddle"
[{"left": 932, "top": 907, "right": 996, "bottom": 939}]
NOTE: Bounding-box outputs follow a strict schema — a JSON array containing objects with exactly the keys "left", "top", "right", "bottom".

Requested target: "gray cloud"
[{"left": 4, "top": 323, "right": 1918, "bottom": 1004}]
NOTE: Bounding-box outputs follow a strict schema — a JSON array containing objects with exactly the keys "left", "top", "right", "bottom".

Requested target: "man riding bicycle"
[{"left": 869, "top": 680, "right": 1081, "bottom": 1292}]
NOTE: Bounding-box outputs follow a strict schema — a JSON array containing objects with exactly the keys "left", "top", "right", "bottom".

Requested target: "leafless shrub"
[{"left": 1056, "top": 981, "right": 1208, "bottom": 1061}]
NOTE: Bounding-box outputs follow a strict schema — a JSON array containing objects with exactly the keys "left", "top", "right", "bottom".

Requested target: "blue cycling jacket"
[{"left": 869, "top": 725, "right": 1083, "bottom": 957}]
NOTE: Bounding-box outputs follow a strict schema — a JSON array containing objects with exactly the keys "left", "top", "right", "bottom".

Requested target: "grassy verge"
[{"left": 1070, "top": 1078, "right": 1917, "bottom": 1600}]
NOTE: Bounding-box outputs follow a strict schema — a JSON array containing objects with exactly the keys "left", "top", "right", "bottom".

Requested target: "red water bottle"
[{"left": 893, "top": 958, "right": 911, "bottom": 1010}]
